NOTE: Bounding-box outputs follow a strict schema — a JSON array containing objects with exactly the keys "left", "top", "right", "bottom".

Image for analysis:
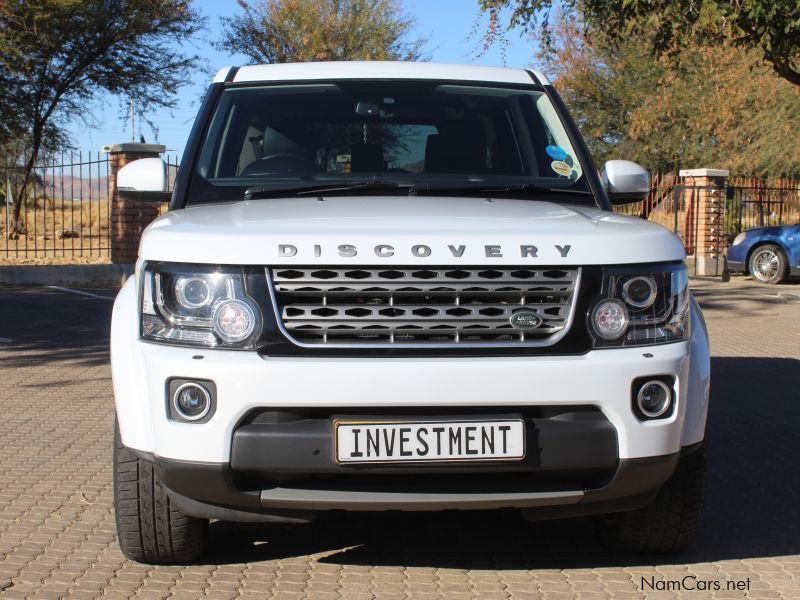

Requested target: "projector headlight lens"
[
  {"left": 175, "top": 276, "right": 212, "bottom": 309},
  {"left": 622, "top": 276, "right": 657, "bottom": 309}
]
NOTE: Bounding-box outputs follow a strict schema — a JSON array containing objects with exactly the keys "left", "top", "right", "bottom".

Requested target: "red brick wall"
[{"left": 108, "top": 150, "right": 163, "bottom": 264}]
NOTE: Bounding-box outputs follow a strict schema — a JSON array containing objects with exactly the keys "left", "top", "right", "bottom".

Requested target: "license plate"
[{"left": 334, "top": 420, "right": 525, "bottom": 464}]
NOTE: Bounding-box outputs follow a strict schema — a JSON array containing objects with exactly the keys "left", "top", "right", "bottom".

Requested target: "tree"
[
  {"left": 542, "top": 18, "right": 800, "bottom": 175},
  {"left": 217, "top": 0, "right": 426, "bottom": 64},
  {"left": 0, "top": 0, "right": 203, "bottom": 235},
  {"left": 478, "top": 0, "right": 800, "bottom": 88}
]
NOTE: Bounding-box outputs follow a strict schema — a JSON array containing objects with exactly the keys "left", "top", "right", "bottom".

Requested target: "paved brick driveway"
[{"left": 0, "top": 276, "right": 798, "bottom": 599}]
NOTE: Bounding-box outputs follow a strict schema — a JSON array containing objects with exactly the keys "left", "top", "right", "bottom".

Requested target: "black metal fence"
[
  {"left": 1, "top": 152, "right": 110, "bottom": 261},
  {"left": 616, "top": 175, "right": 800, "bottom": 247},
  {"left": 1, "top": 151, "right": 178, "bottom": 262},
  {"left": 3, "top": 159, "right": 798, "bottom": 264},
  {"left": 613, "top": 175, "right": 800, "bottom": 276},
  {"left": 724, "top": 178, "right": 799, "bottom": 241}
]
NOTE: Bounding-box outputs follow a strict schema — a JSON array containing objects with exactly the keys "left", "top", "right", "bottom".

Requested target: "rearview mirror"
[
  {"left": 354, "top": 101, "right": 381, "bottom": 116},
  {"left": 602, "top": 160, "right": 650, "bottom": 204},
  {"left": 117, "top": 157, "right": 171, "bottom": 203}
]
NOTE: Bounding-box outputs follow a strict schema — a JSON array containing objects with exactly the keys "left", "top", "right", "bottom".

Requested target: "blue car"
[{"left": 727, "top": 224, "right": 800, "bottom": 284}]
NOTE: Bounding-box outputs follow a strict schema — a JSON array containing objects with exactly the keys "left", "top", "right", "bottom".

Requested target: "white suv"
[{"left": 111, "top": 61, "right": 710, "bottom": 563}]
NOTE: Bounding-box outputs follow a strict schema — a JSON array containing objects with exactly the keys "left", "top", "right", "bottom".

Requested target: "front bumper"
[
  {"left": 111, "top": 275, "right": 709, "bottom": 517},
  {"left": 726, "top": 246, "right": 746, "bottom": 273},
  {"left": 131, "top": 448, "right": 681, "bottom": 522},
  {"left": 727, "top": 259, "right": 746, "bottom": 273},
  {"left": 114, "top": 336, "right": 691, "bottom": 463}
]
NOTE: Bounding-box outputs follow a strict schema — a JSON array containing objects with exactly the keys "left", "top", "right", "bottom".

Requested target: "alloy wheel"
[{"left": 752, "top": 249, "right": 780, "bottom": 282}]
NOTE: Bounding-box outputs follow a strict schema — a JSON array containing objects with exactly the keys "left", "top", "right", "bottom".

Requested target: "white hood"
[{"left": 140, "top": 196, "right": 685, "bottom": 265}]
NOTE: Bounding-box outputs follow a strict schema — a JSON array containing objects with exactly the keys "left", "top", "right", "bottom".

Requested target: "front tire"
[
  {"left": 596, "top": 445, "right": 705, "bottom": 555},
  {"left": 749, "top": 244, "right": 788, "bottom": 284},
  {"left": 114, "top": 421, "right": 208, "bottom": 563}
]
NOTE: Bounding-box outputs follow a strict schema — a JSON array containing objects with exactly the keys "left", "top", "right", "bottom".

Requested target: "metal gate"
[
  {"left": 724, "top": 181, "right": 795, "bottom": 241},
  {"left": 614, "top": 181, "right": 709, "bottom": 269},
  {"left": 615, "top": 175, "right": 799, "bottom": 277}
]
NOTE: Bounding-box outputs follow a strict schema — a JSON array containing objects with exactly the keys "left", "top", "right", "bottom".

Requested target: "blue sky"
[{"left": 68, "top": 0, "right": 536, "bottom": 159}]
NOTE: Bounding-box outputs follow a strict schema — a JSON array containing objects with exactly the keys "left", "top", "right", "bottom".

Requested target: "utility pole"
[
  {"left": 5, "top": 179, "right": 12, "bottom": 227},
  {"left": 129, "top": 98, "right": 136, "bottom": 142}
]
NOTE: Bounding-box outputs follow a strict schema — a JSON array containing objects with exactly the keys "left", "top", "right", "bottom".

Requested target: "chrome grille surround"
[{"left": 267, "top": 267, "right": 581, "bottom": 348}]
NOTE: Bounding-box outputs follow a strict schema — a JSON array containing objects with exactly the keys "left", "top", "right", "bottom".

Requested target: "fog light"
[
  {"left": 637, "top": 380, "right": 672, "bottom": 418},
  {"left": 173, "top": 382, "right": 211, "bottom": 421},
  {"left": 591, "top": 298, "right": 629, "bottom": 340}
]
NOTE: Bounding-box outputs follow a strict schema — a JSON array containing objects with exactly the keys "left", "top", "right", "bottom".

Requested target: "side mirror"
[
  {"left": 117, "top": 157, "right": 171, "bottom": 203},
  {"left": 602, "top": 160, "right": 650, "bottom": 204}
]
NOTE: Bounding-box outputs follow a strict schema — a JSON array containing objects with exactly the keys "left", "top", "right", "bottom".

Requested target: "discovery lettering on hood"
[{"left": 277, "top": 243, "right": 573, "bottom": 259}]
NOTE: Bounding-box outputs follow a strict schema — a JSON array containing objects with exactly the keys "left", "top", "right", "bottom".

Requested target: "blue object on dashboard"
[{"left": 545, "top": 145, "right": 568, "bottom": 161}]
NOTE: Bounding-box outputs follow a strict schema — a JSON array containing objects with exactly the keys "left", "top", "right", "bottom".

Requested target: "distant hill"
[
  {"left": 30, "top": 162, "right": 179, "bottom": 203},
  {"left": 40, "top": 173, "right": 111, "bottom": 202}
]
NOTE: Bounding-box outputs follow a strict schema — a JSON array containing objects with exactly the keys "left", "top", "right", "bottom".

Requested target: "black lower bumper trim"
[
  {"left": 137, "top": 405, "right": 677, "bottom": 521},
  {"left": 230, "top": 407, "right": 619, "bottom": 476},
  {"left": 521, "top": 452, "right": 679, "bottom": 520},
  {"left": 154, "top": 458, "right": 315, "bottom": 524},
  {"left": 167, "top": 488, "right": 315, "bottom": 524},
  {"left": 144, "top": 450, "right": 679, "bottom": 522}
]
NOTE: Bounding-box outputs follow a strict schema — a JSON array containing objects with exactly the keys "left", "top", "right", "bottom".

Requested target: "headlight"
[
  {"left": 175, "top": 276, "right": 212, "bottom": 309},
  {"left": 588, "top": 263, "right": 689, "bottom": 347},
  {"left": 213, "top": 299, "right": 257, "bottom": 343},
  {"left": 621, "top": 276, "right": 657, "bottom": 309},
  {"left": 140, "top": 263, "right": 262, "bottom": 349},
  {"left": 591, "top": 299, "right": 629, "bottom": 340},
  {"left": 731, "top": 232, "right": 746, "bottom": 246}
]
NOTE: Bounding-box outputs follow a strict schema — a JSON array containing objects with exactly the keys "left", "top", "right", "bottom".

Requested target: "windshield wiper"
[
  {"left": 244, "top": 180, "right": 410, "bottom": 199},
  {"left": 243, "top": 180, "right": 593, "bottom": 200},
  {"left": 296, "top": 180, "right": 414, "bottom": 195},
  {"left": 410, "top": 182, "right": 594, "bottom": 197}
]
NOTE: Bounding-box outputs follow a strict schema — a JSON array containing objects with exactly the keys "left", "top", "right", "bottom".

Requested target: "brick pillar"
[
  {"left": 678, "top": 168, "right": 729, "bottom": 277},
  {"left": 102, "top": 142, "right": 167, "bottom": 264}
]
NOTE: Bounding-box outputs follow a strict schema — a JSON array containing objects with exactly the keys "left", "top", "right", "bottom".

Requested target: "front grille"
[{"left": 268, "top": 267, "right": 580, "bottom": 347}]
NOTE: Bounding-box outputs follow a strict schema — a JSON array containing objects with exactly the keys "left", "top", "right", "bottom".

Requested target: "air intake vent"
[{"left": 269, "top": 267, "right": 580, "bottom": 347}]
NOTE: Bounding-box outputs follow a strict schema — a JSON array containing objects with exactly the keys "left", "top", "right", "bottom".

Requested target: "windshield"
[{"left": 188, "top": 81, "right": 592, "bottom": 204}]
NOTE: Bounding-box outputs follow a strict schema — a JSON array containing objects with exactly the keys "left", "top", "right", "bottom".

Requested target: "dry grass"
[{"left": 1, "top": 197, "right": 111, "bottom": 262}]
